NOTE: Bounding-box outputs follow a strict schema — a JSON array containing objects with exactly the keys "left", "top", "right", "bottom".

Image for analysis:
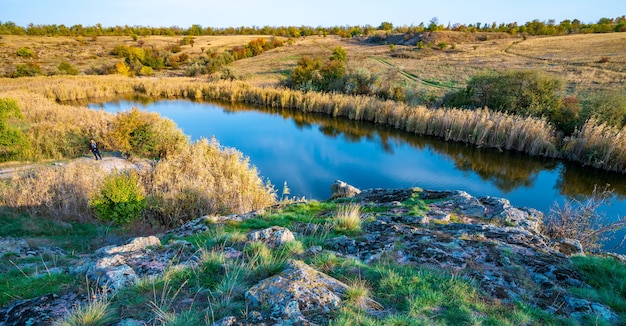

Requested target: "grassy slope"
[{"left": 1, "top": 32, "right": 624, "bottom": 95}]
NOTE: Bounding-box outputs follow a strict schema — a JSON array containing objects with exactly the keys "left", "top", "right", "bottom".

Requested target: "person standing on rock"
[{"left": 90, "top": 139, "right": 102, "bottom": 160}]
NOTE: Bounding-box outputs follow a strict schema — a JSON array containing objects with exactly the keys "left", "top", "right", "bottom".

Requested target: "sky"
[{"left": 1, "top": 0, "right": 624, "bottom": 29}]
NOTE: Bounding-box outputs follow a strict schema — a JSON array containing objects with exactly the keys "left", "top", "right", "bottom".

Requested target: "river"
[{"left": 87, "top": 97, "right": 626, "bottom": 253}]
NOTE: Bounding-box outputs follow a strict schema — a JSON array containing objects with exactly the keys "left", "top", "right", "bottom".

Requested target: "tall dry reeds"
[
  {"left": 1, "top": 89, "right": 114, "bottom": 160},
  {"left": 142, "top": 138, "right": 276, "bottom": 227},
  {"left": 563, "top": 119, "right": 626, "bottom": 173},
  {"left": 0, "top": 139, "right": 276, "bottom": 225},
  {"left": 0, "top": 159, "right": 104, "bottom": 221},
  {"left": 2, "top": 76, "right": 625, "bottom": 172}
]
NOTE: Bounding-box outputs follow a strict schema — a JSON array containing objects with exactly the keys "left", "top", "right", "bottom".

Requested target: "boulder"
[
  {"left": 0, "top": 293, "right": 87, "bottom": 325},
  {"left": 481, "top": 196, "right": 543, "bottom": 232},
  {"left": 96, "top": 236, "right": 161, "bottom": 255},
  {"left": 245, "top": 259, "right": 381, "bottom": 324},
  {"left": 551, "top": 238, "right": 585, "bottom": 256},
  {"left": 330, "top": 180, "right": 361, "bottom": 199},
  {"left": 247, "top": 226, "right": 295, "bottom": 248}
]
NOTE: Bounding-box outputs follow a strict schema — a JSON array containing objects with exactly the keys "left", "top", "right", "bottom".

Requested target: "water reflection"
[
  {"left": 83, "top": 95, "right": 626, "bottom": 206},
  {"left": 213, "top": 101, "right": 626, "bottom": 198}
]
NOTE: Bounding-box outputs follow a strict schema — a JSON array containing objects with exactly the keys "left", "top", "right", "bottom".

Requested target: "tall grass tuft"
[
  {"left": 53, "top": 295, "right": 116, "bottom": 326},
  {"left": 333, "top": 204, "right": 363, "bottom": 233}
]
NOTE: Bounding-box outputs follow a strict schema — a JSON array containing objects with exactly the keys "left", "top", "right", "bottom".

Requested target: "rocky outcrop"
[
  {"left": 330, "top": 187, "right": 617, "bottom": 321},
  {"left": 76, "top": 236, "right": 196, "bottom": 292},
  {"left": 221, "top": 259, "right": 382, "bottom": 325},
  {"left": 1, "top": 183, "right": 620, "bottom": 325}
]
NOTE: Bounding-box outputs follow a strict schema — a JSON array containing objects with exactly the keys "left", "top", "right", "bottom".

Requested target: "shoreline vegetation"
[{"left": 3, "top": 76, "right": 624, "bottom": 173}]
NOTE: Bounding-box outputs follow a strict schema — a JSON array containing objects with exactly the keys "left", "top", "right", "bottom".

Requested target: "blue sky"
[{"left": 1, "top": 0, "right": 624, "bottom": 28}]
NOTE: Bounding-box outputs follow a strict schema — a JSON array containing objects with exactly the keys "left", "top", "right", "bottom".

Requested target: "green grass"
[
  {"left": 0, "top": 271, "right": 76, "bottom": 306},
  {"left": 326, "top": 257, "right": 566, "bottom": 325},
  {"left": 402, "top": 192, "right": 431, "bottom": 216},
  {"left": 570, "top": 255, "right": 626, "bottom": 323},
  {"left": 0, "top": 211, "right": 121, "bottom": 253}
]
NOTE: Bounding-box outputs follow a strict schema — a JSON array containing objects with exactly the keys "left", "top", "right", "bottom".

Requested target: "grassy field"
[
  {"left": 0, "top": 34, "right": 273, "bottom": 77},
  {"left": 1, "top": 32, "right": 624, "bottom": 95},
  {"left": 230, "top": 32, "right": 626, "bottom": 98}
]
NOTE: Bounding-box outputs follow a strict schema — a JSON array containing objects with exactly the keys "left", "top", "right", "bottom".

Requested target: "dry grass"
[
  {"left": 143, "top": 138, "right": 276, "bottom": 226},
  {"left": 563, "top": 119, "right": 626, "bottom": 173},
  {"left": 0, "top": 159, "right": 105, "bottom": 221},
  {"left": 0, "top": 35, "right": 271, "bottom": 77},
  {"left": 333, "top": 204, "right": 363, "bottom": 233}
]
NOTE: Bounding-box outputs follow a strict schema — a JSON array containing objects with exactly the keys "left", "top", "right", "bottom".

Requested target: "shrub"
[
  {"left": 207, "top": 52, "right": 234, "bottom": 73},
  {"left": 108, "top": 107, "right": 187, "bottom": 159},
  {"left": 184, "top": 62, "right": 206, "bottom": 77},
  {"left": 14, "top": 63, "right": 43, "bottom": 77},
  {"left": 90, "top": 170, "right": 146, "bottom": 226},
  {"left": 287, "top": 51, "right": 346, "bottom": 92},
  {"left": 139, "top": 66, "right": 154, "bottom": 76},
  {"left": 580, "top": 90, "right": 626, "bottom": 129},
  {"left": 443, "top": 70, "right": 563, "bottom": 117},
  {"left": 114, "top": 61, "right": 130, "bottom": 76},
  {"left": 111, "top": 44, "right": 130, "bottom": 58},
  {"left": 288, "top": 57, "right": 324, "bottom": 91},
  {"left": 58, "top": 61, "right": 79, "bottom": 75},
  {"left": 541, "top": 185, "right": 626, "bottom": 251},
  {"left": 0, "top": 98, "right": 30, "bottom": 161},
  {"left": 16, "top": 47, "right": 34, "bottom": 57}
]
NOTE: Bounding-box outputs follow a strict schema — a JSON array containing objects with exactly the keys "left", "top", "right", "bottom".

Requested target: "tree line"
[{"left": 0, "top": 16, "right": 625, "bottom": 38}]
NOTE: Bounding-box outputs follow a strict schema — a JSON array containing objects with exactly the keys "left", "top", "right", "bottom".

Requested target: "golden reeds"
[
  {"left": 563, "top": 119, "right": 626, "bottom": 173},
  {"left": 1, "top": 76, "right": 624, "bottom": 172}
]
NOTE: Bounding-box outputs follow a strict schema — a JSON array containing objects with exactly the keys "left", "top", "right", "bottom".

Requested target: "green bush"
[
  {"left": 57, "top": 61, "right": 79, "bottom": 75},
  {"left": 207, "top": 52, "right": 234, "bottom": 73},
  {"left": 443, "top": 70, "right": 563, "bottom": 117},
  {"left": 16, "top": 47, "right": 34, "bottom": 57},
  {"left": 90, "top": 171, "right": 145, "bottom": 225},
  {"left": 580, "top": 90, "right": 626, "bottom": 129},
  {"left": 108, "top": 108, "right": 187, "bottom": 159},
  {"left": 139, "top": 66, "right": 154, "bottom": 76},
  {"left": 288, "top": 48, "right": 347, "bottom": 92},
  {"left": 0, "top": 98, "right": 30, "bottom": 161},
  {"left": 14, "top": 63, "right": 43, "bottom": 77}
]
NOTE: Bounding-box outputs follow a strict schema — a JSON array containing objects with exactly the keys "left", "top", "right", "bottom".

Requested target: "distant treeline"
[{"left": 1, "top": 16, "right": 625, "bottom": 38}]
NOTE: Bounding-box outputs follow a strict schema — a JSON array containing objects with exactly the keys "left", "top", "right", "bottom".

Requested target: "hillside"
[{"left": 2, "top": 32, "right": 624, "bottom": 98}]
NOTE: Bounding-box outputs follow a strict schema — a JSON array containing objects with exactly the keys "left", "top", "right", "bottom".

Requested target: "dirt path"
[{"left": 0, "top": 155, "right": 141, "bottom": 179}]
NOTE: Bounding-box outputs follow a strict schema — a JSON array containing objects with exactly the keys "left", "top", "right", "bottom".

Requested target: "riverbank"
[
  {"left": 3, "top": 76, "right": 626, "bottom": 175},
  {"left": 1, "top": 181, "right": 624, "bottom": 325}
]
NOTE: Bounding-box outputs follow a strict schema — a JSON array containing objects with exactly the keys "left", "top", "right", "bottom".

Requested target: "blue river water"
[{"left": 88, "top": 98, "right": 626, "bottom": 253}]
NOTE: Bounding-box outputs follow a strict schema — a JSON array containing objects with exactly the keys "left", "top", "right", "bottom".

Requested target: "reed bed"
[
  {"left": 0, "top": 160, "right": 104, "bottom": 221},
  {"left": 563, "top": 119, "right": 626, "bottom": 173},
  {"left": 1, "top": 89, "right": 114, "bottom": 160},
  {"left": 0, "top": 139, "right": 275, "bottom": 224},
  {"left": 3, "top": 76, "right": 625, "bottom": 172}
]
